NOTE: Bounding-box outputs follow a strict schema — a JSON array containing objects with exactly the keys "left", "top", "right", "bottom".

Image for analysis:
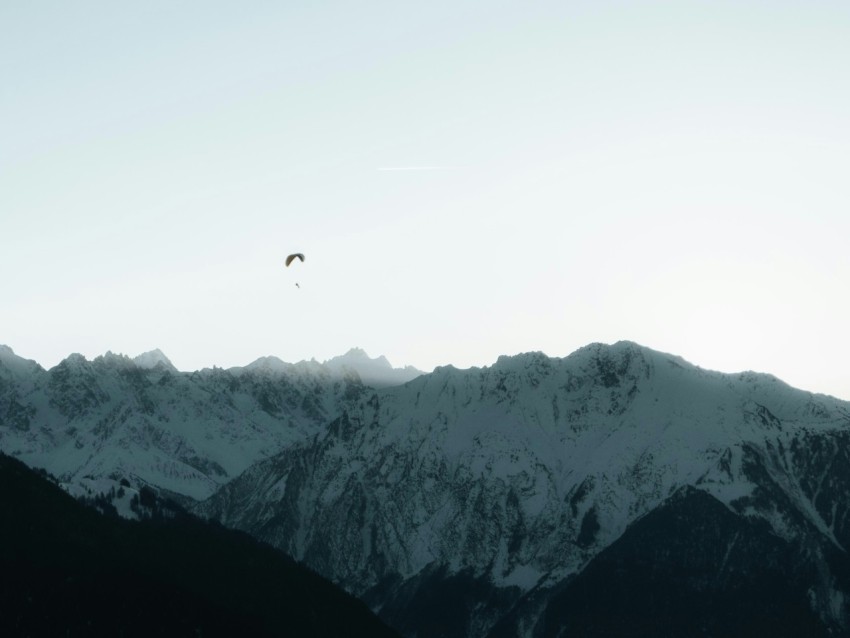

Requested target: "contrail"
[{"left": 377, "top": 166, "right": 463, "bottom": 171}]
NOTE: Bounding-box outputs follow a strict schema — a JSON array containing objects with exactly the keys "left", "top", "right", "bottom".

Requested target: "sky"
[{"left": 2, "top": 1, "right": 849, "bottom": 400}]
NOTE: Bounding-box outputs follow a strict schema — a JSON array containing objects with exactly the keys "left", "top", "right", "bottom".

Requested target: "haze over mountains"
[
  {"left": 2, "top": 341, "right": 850, "bottom": 636},
  {"left": 0, "top": 345, "right": 422, "bottom": 499}
]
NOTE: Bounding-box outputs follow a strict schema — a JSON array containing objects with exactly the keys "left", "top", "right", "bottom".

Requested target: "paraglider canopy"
[{"left": 285, "top": 253, "right": 305, "bottom": 267}]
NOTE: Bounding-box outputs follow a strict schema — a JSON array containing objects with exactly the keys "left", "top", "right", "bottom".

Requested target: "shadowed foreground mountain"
[
  {"left": 0, "top": 453, "right": 399, "bottom": 638},
  {"left": 489, "top": 486, "right": 839, "bottom": 638}
]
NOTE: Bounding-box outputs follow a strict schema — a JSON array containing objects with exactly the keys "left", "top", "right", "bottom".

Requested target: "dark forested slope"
[{"left": 0, "top": 453, "right": 399, "bottom": 637}]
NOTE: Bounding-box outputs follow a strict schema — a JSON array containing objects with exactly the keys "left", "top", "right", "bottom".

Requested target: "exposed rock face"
[
  {"left": 0, "top": 347, "right": 371, "bottom": 499},
  {"left": 4, "top": 341, "right": 850, "bottom": 636},
  {"left": 195, "top": 342, "right": 850, "bottom": 636}
]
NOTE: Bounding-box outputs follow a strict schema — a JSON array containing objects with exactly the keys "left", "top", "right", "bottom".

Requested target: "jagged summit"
[
  {"left": 332, "top": 347, "right": 374, "bottom": 360},
  {"left": 56, "top": 352, "right": 90, "bottom": 370},
  {"left": 0, "top": 346, "right": 44, "bottom": 385},
  {"left": 325, "top": 347, "right": 392, "bottom": 370},
  {"left": 52, "top": 350, "right": 175, "bottom": 372},
  {"left": 0, "top": 344, "right": 424, "bottom": 386},
  {"left": 323, "top": 348, "right": 423, "bottom": 388},
  {"left": 133, "top": 349, "right": 176, "bottom": 371},
  {"left": 241, "top": 355, "right": 290, "bottom": 373},
  {"left": 0, "top": 345, "right": 43, "bottom": 372},
  {"left": 228, "top": 349, "right": 421, "bottom": 387},
  {"left": 94, "top": 352, "right": 137, "bottom": 371}
]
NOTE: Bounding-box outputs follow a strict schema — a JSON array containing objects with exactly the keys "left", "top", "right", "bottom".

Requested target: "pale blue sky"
[{"left": 3, "top": 1, "right": 849, "bottom": 399}]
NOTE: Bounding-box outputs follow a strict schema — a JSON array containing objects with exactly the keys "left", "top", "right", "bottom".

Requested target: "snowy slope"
[
  {"left": 5, "top": 340, "right": 850, "bottom": 635},
  {"left": 132, "top": 348, "right": 176, "bottom": 370},
  {"left": 196, "top": 341, "right": 850, "bottom": 635},
  {"left": 0, "top": 346, "right": 409, "bottom": 499},
  {"left": 323, "top": 348, "right": 424, "bottom": 388}
]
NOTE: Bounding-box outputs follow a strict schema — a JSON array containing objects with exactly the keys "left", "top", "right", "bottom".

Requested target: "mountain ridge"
[
  {"left": 191, "top": 341, "right": 850, "bottom": 635},
  {"left": 0, "top": 344, "right": 423, "bottom": 499},
  {"left": 3, "top": 340, "right": 850, "bottom": 636}
]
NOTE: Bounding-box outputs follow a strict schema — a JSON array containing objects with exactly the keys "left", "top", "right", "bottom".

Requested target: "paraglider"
[
  {"left": 285, "top": 253, "right": 305, "bottom": 267},
  {"left": 286, "top": 253, "right": 305, "bottom": 288}
]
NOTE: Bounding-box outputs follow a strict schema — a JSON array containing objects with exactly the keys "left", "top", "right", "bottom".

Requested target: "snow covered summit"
[
  {"left": 3, "top": 340, "right": 850, "bottom": 636},
  {"left": 133, "top": 349, "right": 176, "bottom": 371},
  {"left": 322, "top": 347, "right": 423, "bottom": 387}
]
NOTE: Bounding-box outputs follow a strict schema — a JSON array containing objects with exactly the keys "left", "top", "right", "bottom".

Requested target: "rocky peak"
[
  {"left": 241, "top": 355, "right": 290, "bottom": 375},
  {"left": 0, "top": 345, "right": 44, "bottom": 378},
  {"left": 133, "top": 349, "right": 177, "bottom": 371},
  {"left": 324, "top": 348, "right": 423, "bottom": 388},
  {"left": 94, "top": 351, "right": 135, "bottom": 371}
]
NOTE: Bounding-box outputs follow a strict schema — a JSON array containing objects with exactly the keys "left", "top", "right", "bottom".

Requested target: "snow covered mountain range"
[
  {"left": 0, "top": 345, "right": 420, "bottom": 499},
  {"left": 2, "top": 341, "right": 850, "bottom": 636}
]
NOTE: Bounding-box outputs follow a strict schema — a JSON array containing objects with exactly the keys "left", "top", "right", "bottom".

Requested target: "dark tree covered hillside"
[
  {"left": 0, "top": 453, "right": 399, "bottom": 638},
  {"left": 489, "top": 487, "right": 842, "bottom": 638}
]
